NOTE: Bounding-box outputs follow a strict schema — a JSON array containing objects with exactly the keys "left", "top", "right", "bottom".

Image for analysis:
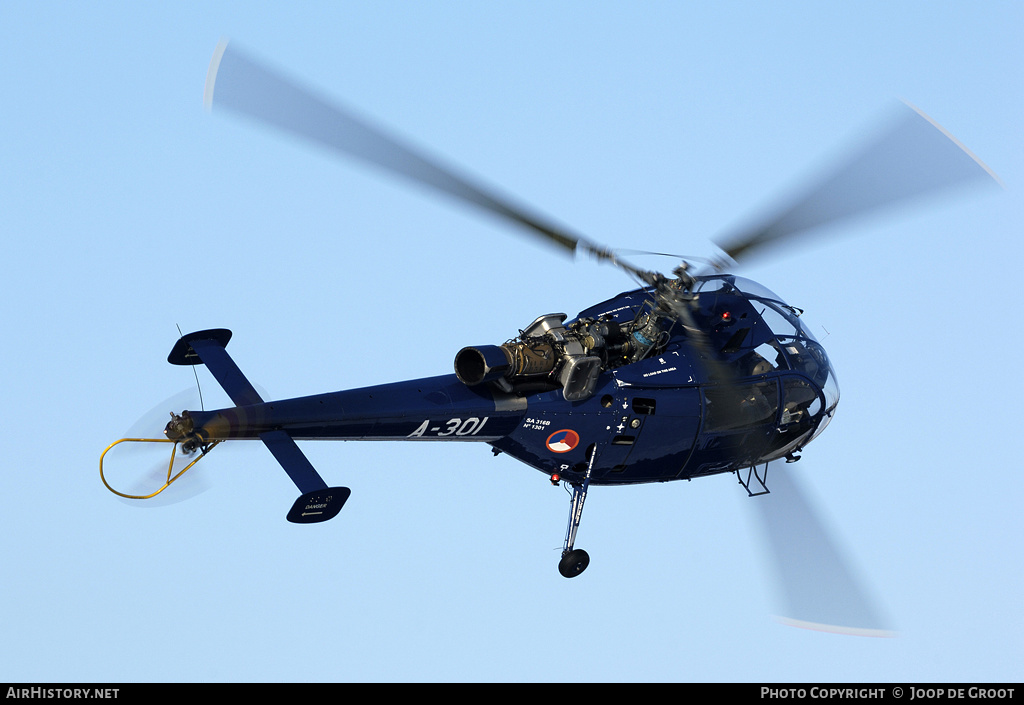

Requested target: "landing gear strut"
[{"left": 559, "top": 444, "right": 598, "bottom": 578}]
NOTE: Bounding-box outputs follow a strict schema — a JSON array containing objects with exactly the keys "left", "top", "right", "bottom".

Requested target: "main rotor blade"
[
  {"left": 204, "top": 40, "right": 602, "bottom": 258},
  {"left": 717, "top": 103, "right": 1002, "bottom": 262},
  {"left": 752, "top": 461, "right": 894, "bottom": 637}
]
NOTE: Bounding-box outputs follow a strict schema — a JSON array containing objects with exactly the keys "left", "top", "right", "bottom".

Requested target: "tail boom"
[{"left": 162, "top": 329, "right": 526, "bottom": 522}]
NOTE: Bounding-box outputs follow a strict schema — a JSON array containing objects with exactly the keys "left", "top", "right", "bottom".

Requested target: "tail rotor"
[{"left": 101, "top": 388, "right": 215, "bottom": 506}]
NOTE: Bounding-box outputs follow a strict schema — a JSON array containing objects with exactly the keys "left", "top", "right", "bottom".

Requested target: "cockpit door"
[{"left": 684, "top": 379, "right": 781, "bottom": 478}]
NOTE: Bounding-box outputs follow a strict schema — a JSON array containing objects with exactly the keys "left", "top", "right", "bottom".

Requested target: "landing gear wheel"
[{"left": 558, "top": 548, "right": 590, "bottom": 578}]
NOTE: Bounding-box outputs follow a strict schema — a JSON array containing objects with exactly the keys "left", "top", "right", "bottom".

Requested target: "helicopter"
[{"left": 100, "top": 41, "right": 1000, "bottom": 635}]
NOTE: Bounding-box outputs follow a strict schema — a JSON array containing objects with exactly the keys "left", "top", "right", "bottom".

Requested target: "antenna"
[{"left": 176, "top": 324, "right": 205, "bottom": 411}]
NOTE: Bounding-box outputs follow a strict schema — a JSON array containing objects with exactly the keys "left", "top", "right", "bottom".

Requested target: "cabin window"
[{"left": 781, "top": 377, "right": 821, "bottom": 428}]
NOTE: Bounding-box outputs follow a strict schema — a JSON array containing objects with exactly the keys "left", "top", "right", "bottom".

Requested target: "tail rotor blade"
[
  {"left": 112, "top": 389, "right": 212, "bottom": 507},
  {"left": 123, "top": 388, "right": 199, "bottom": 439},
  {"left": 752, "top": 461, "right": 894, "bottom": 637}
]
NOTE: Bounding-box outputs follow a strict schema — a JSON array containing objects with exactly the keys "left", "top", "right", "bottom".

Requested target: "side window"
[
  {"left": 781, "top": 377, "right": 822, "bottom": 430},
  {"left": 779, "top": 338, "right": 831, "bottom": 387},
  {"left": 741, "top": 340, "right": 787, "bottom": 376},
  {"left": 703, "top": 381, "right": 779, "bottom": 432},
  {"left": 762, "top": 376, "right": 826, "bottom": 459}
]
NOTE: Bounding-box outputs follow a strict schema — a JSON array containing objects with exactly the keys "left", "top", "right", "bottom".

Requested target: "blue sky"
[{"left": 2, "top": 2, "right": 1021, "bottom": 682}]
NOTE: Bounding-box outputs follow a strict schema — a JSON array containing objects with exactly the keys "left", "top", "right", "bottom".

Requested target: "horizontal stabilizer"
[
  {"left": 263, "top": 431, "right": 349, "bottom": 523},
  {"left": 259, "top": 429, "right": 328, "bottom": 494},
  {"left": 168, "top": 329, "right": 263, "bottom": 407}
]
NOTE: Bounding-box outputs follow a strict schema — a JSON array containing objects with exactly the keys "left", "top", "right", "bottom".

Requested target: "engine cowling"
[{"left": 453, "top": 314, "right": 614, "bottom": 401}]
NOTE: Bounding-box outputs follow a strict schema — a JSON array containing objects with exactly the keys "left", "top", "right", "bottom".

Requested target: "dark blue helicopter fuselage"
[{"left": 185, "top": 275, "right": 838, "bottom": 487}]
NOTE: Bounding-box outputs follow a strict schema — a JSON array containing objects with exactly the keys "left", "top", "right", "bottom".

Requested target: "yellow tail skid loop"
[{"left": 99, "top": 437, "right": 221, "bottom": 500}]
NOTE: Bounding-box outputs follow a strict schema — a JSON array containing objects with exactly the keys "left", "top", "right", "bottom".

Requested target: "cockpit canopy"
[{"left": 693, "top": 274, "right": 840, "bottom": 443}]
